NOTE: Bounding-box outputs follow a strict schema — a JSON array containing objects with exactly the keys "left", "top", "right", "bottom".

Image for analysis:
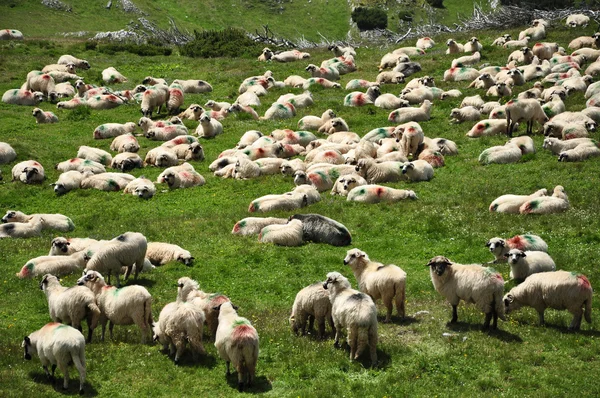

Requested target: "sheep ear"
[
  {"left": 212, "top": 304, "right": 222, "bottom": 312},
  {"left": 520, "top": 252, "right": 527, "bottom": 258},
  {"left": 24, "top": 336, "right": 30, "bottom": 345},
  {"left": 485, "top": 241, "right": 491, "bottom": 247},
  {"left": 232, "top": 304, "right": 239, "bottom": 311}
]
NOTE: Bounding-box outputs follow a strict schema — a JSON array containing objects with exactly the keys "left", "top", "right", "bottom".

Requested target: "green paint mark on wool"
[
  {"left": 67, "top": 219, "right": 75, "bottom": 230},
  {"left": 239, "top": 220, "right": 246, "bottom": 228},
  {"left": 344, "top": 95, "right": 352, "bottom": 106},
  {"left": 26, "top": 262, "right": 34, "bottom": 271},
  {"left": 53, "top": 324, "right": 68, "bottom": 334},
  {"left": 232, "top": 319, "right": 251, "bottom": 328},
  {"left": 328, "top": 169, "right": 340, "bottom": 180},
  {"left": 523, "top": 234, "right": 536, "bottom": 244},
  {"left": 528, "top": 200, "right": 540, "bottom": 210},
  {"left": 107, "top": 180, "right": 118, "bottom": 190}
]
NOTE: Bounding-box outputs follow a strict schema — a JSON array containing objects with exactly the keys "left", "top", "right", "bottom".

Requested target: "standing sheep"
[
  {"left": 506, "top": 98, "right": 548, "bottom": 136},
  {"left": 486, "top": 234, "right": 549, "bottom": 263},
  {"left": 290, "top": 282, "right": 334, "bottom": 339},
  {"left": 505, "top": 249, "right": 556, "bottom": 282}
]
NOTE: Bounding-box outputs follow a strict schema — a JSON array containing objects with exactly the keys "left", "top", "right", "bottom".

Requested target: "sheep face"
[
  {"left": 1, "top": 211, "right": 16, "bottom": 223},
  {"left": 54, "top": 182, "right": 68, "bottom": 196},
  {"left": 342, "top": 176, "right": 362, "bottom": 191},
  {"left": 323, "top": 271, "right": 351, "bottom": 291},
  {"left": 135, "top": 185, "right": 154, "bottom": 199},
  {"left": 505, "top": 249, "right": 526, "bottom": 265},
  {"left": 51, "top": 238, "right": 70, "bottom": 253},
  {"left": 401, "top": 163, "right": 415, "bottom": 174},
  {"left": 22, "top": 336, "right": 33, "bottom": 361},
  {"left": 39, "top": 274, "right": 58, "bottom": 291},
  {"left": 486, "top": 238, "right": 505, "bottom": 256},
  {"left": 77, "top": 270, "right": 103, "bottom": 286},
  {"left": 23, "top": 167, "right": 40, "bottom": 183},
  {"left": 343, "top": 248, "right": 368, "bottom": 265},
  {"left": 503, "top": 293, "right": 522, "bottom": 314},
  {"left": 426, "top": 256, "right": 452, "bottom": 276},
  {"left": 294, "top": 171, "right": 308, "bottom": 186}
]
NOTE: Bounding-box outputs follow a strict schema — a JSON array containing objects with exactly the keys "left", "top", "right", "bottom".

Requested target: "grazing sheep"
[
  {"left": 402, "top": 160, "right": 434, "bottom": 182},
  {"left": 506, "top": 98, "right": 548, "bottom": 136},
  {"left": 505, "top": 249, "right": 556, "bottom": 282},
  {"left": 214, "top": 302, "right": 259, "bottom": 392},
  {"left": 102, "top": 67, "right": 127, "bottom": 84},
  {"left": 479, "top": 142, "right": 522, "bottom": 165},
  {"left": 388, "top": 100, "right": 432, "bottom": 124},
  {"left": 258, "top": 219, "right": 304, "bottom": 246},
  {"left": 12, "top": 160, "right": 45, "bottom": 184},
  {"left": 39, "top": 274, "right": 100, "bottom": 343},
  {"left": 486, "top": 234, "right": 549, "bottom": 263},
  {"left": 504, "top": 271, "right": 593, "bottom": 330},
  {"left": 566, "top": 13, "right": 590, "bottom": 28},
  {"left": 2, "top": 89, "right": 44, "bottom": 106},
  {"left": 16, "top": 251, "right": 89, "bottom": 279},
  {"left": 172, "top": 79, "right": 213, "bottom": 94},
  {"left": 0, "top": 142, "right": 16, "bottom": 164},
  {"left": 85, "top": 232, "right": 147, "bottom": 287},
  {"left": 427, "top": 256, "right": 506, "bottom": 330},
  {"left": 323, "top": 272, "right": 378, "bottom": 366},
  {"left": 123, "top": 177, "right": 156, "bottom": 199},
  {"left": 289, "top": 213, "right": 352, "bottom": 246},
  {"left": 23, "top": 323, "right": 87, "bottom": 394},
  {"left": 290, "top": 282, "right": 334, "bottom": 339},
  {"left": 347, "top": 185, "right": 417, "bottom": 203},
  {"left": 520, "top": 185, "right": 569, "bottom": 214},
  {"left": 2, "top": 210, "right": 74, "bottom": 232},
  {"left": 32, "top": 107, "right": 58, "bottom": 124},
  {"left": 343, "top": 249, "right": 406, "bottom": 322},
  {"left": 166, "top": 84, "right": 184, "bottom": 115},
  {"left": 489, "top": 188, "right": 548, "bottom": 214},
  {"left": 77, "top": 270, "right": 153, "bottom": 343},
  {"left": 93, "top": 122, "right": 137, "bottom": 139},
  {"left": 450, "top": 106, "right": 481, "bottom": 123},
  {"left": 110, "top": 133, "right": 139, "bottom": 153},
  {"left": 344, "top": 86, "right": 381, "bottom": 107}
]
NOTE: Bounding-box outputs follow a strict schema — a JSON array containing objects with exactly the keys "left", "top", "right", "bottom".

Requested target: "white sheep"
[
  {"left": 261, "top": 102, "right": 296, "bottom": 120},
  {"left": 171, "top": 142, "right": 205, "bottom": 162},
  {"left": 48, "top": 237, "right": 100, "bottom": 256},
  {"left": 400, "top": 86, "right": 434, "bottom": 104},
  {"left": 344, "top": 86, "right": 381, "bottom": 107},
  {"left": 331, "top": 174, "right": 368, "bottom": 196},
  {"left": 520, "top": 185, "right": 569, "bottom": 214},
  {"left": 56, "top": 97, "right": 87, "bottom": 109},
  {"left": 0, "top": 29, "right": 23, "bottom": 40},
  {"left": 123, "top": 176, "right": 156, "bottom": 199},
  {"left": 93, "top": 122, "right": 136, "bottom": 140},
  {"left": 25, "top": 72, "right": 56, "bottom": 97},
  {"left": 110, "top": 152, "right": 143, "bottom": 172},
  {"left": 566, "top": 13, "right": 590, "bottom": 27},
  {"left": 387, "top": 100, "right": 432, "bottom": 124},
  {"left": 2, "top": 210, "right": 74, "bottom": 232},
  {"left": 248, "top": 191, "right": 308, "bottom": 213},
  {"left": 542, "top": 137, "right": 596, "bottom": 155},
  {"left": 504, "top": 271, "right": 593, "bottom": 330},
  {"left": 32, "top": 107, "right": 58, "bottom": 124},
  {"left": 172, "top": 79, "right": 213, "bottom": 93},
  {"left": 110, "top": 133, "right": 139, "bottom": 153},
  {"left": 16, "top": 251, "right": 89, "bottom": 279},
  {"left": 77, "top": 270, "right": 153, "bottom": 343},
  {"left": 23, "top": 323, "right": 86, "bottom": 394},
  {"left": 51, "top": 171, "right": 84, "bottom": 195},
  {"left": 466, "top": 119, "right": 511, "bottom": 137},
  {"left": 144, "top": 147, "right": 178, "bottom": 167},
  {"left": 416, "top": 36, "right": 435, "bottom": 49},
  {"left": 0, "top": 215, "right": 44, "bottom": 239},
  {"left": 56, "top": 158, "right": 105, "bottom": 174},
  {"left": 558, "top": 143, "right": 600, "bottom": 162},
  {"left": 2, "top": 89, "right": 44, "bottom": 106},
  {"left": 489, "top": 188, "right": 548, "bottom": 214},
  {"left": 290, "top": 282, "right": 334, "bottom": 338},
  {"left": 319, "top": 117, "right": 350, "bottom": 134},
  {"left": 323, "top": 272, "right": 378, "bottom": 366},
  {"left": 375, "top": 71, "right": 405, "bottom": 84},
  {"left": 179, "top": 277, "right": 230, "bottom": 338},
  {"left": 0, "top": 142, "right": 16, "bottom": 164},
  {"left": 74, "top": 146, "right": 112, "bottom": 166},
  {"left": 479, "top": 142, "right": 522, "bottom": 165},
  {"left": 505, "top": 249, "right": 556, "bottom": 282},
  {"left": 491, "top": 33, "right": 511, "bottom": 46},
  {"left": 427, "top": 256, "right": 506, "bottom": 330},
  {"left": 486, "top": 234, "right": 548, "bottom": 263},
  {"left": 532, "top": 42, "right": 558, "bottom": 60},
  {"left": 39, "top": 274, "right": 101, "bottom": 343},
  {"left": 139, "top": 85, "right": 169, "bottom": 117},
  {"left": 305, "top": 64, "right": 339, "bottom": 81},
  {"left": 451, "top": 51, "right": 481, "bottom": 67},
  {"left": 157, "top": 163, "right": 205, "bottom": 189},
  {"left": 101, "top": 67, "right": 127, "bottom": 84},
  {"left": 450, "top": 106, "right": 481, "bottom": 123},
  {"left": 347, "top": 185, "right": 417, "bottom": 203},
  {"left": 12, "top": 160, "right": 45, "bottom": 184},
  {"left": 518, "top": 25, "right": 545, "bottom": 41},
  {"left": 258, "top": 219, "right": 304, "bottom": 246},
  {"left": 254, "top": 158, "right": 285, "bottom": 175},
  {"left": 84, "top": 232, "right": 147, "bottom": 287},
  {"left": 58, "top": 55, "right": 90, "bottom": 69},
  {"left": 440, "top": 89, "right": 463, "bottom": 99},
  {"left": 231, "top": 217, "right": 288, "bottom": 235},
  {"left": 506, "top": 98, "right": 549, "bottom": 136},
  {"left": 503, "top": 36, "right": 529, "bottom": 48},
  {"left": 443, "top": 67, "right": 480, "bottom": 82},
  {"left": 214, "top": 301, "right": 259, "bottom": 391},
  {"left": 284, "top": 75, "right": 308, "bottom": 87},
  {"left": 446, "top": 39, "right": 464, "bottom": 54},
  {"left": 402, "top": 160, "right": 434, "bottom": 182},
  {"left": 146, "top": 124, "right": 189, "bottom": 141},
  {"left": 343, "top": 249, "right": 406, "bottom": 322}
]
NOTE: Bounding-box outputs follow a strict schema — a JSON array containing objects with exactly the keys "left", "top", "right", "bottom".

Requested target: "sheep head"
[
  {"left": 503, "top": 293, "right": 522, "bottom": 314},
  {"left": 343, "top": 248, "right": 368, "bottom": 266},
  {"left": 427, "top": 256, "right": 452, "bottom": 276},
  {"left": 323, "top": 271, "right": 351, "bottom": 291},
  {"left": 505, "top": 249, "right": 526, "bottom": 264}
]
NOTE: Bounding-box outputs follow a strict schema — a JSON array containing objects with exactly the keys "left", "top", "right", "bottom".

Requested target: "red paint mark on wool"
[
  {"left": 165, "top": 126, "right": 175, "bottom": 133},
  {"left": 578, "top": 275, "right": 591, "bottom": 290},
  {"left": 69, "top": 158, "right": 79, "bottom": 163},
  {"left": 324, "top": 150, "right": 336, "bottom": 158},
  {"left": 107, "top": 95, "right": 118, "bottom": 101},
  {"left": 181, "top": 172, "right": 190, "bottom": 178},
  {"left": 507, "top": 235, "right": 526, "bottom": 250},
  {"left": 232, "top": 223, "right": 241, "bottom": 233},
  {"left": 477, "top": 124, "right": 484, "bottom": 130},
  {"left": 42, "top": 75, "right": 50, "bottom": 80},
  {"left": 355, "top": 94, "right": 365, "bottom": 106},
  {"left": 375, "top": 187, "right": 385, "bottom": 197},
  {"left": 232, "top": 324, "right": 256, "bottom": 340},
  {"left": 32, "top": 161, "right": 41, "bottom": 166},
  {"left": 24, "top": 91, "right": 32, "bottom": 97}
]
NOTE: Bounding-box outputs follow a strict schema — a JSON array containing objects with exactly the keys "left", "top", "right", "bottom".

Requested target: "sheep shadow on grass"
[
  {"left": 28, "top": 370, "right": 99, "bottom": 396},
  {"left": 519, "top": 320, "right": 600, "bottom": 336},
  {"left": 159, "top": 350, "right": 218, "bottom": 368},
  {"left": 123, "top": 277, "right": 155, "bottom": 289},
  {"left": 224, "top": 373, "right": 272, "bottom": 393},
  {"left": 334, "top": 341, "right": 392, "bottom": 369},
  {"left": 445, "top": 321, "right": 523, "bottom": 343}
]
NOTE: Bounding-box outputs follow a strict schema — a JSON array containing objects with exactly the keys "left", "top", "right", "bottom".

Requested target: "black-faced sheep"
[
  {"left": 11, "top": 160, "right": 45, "bottom": 184},
  {"left": 288, "top": 213, "right": 351, "bottom": 246}
]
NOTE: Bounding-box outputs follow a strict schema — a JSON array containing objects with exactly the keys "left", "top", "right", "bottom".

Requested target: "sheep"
[
  {"left": 392, "top": 61, "right": 422, "bottom": 77},
  {"left": 566, "top": 13, "right": 590, "bottom": 28},
  {"left": 55, "top": 158, "right": 105, "bottom": 175},
  {"left": 57, "top": 55, "right": 90, "bottom": 69},
  {"left": 452, "top": 51, "right": 481, "bottom": 67},
  {"left": 319, "top": 117, "right": 350, "bottom": 135},
  {"left": 486, "top": 234, "right": 549, "bottom": 263},
  {"left": 342, "top": 248, "right": 406, "bottom": 323},
  {"left": 492, "top": 34, "right": 511, "bottom": 46},
  {"left": 330, "top": 174, "right": 368, "bottom": 197},
  {"left": 443, "top": 66, "right": 480, "bottom": 82},
  {"left": 123, "top": 177, "right": 156, "bottom": 199},
  {"left": 74, "top": 146, "right": 112, "bottom": 167},
  {"left": 479, "top": 142, "right": 522, "bottom": 165},
  {"left": 231, "top": 217, "right": 288, "bottom": 236},
  {"left": 23, "top": 323, "right": 87, "bottom": 394},
  {"left": 323, "top": 272, "right": 378, "bottom": 366},
  {"left": 16, "top": 251, "right": 89, "bottom": 279},
  {"left": 32, "top": 107, "right": 58, "bottom": 124},
  {"left": 48, "top": 237, "right": 100, "bottom": 256},
  {"left": 101, "top": 67, "right": 127, "bottom": 84},
  {"left": 532, "top": 42, "right": 559, "bottom": 60},
  {"left": 2, "top": 89, "right": 44, "bottom": 106},
  {"left": 520, "top": 185, "right": 569, "bottom": 215},
  {"left": 76, "top": 270, "right": 153, "bottom": 343},
  {"left": 277, "top": 90, "right": 313, "bottom": 109},
  {"left": 518, "top": 82, "right": 546, "bottom": 100},
  {"left": 302, "top": 77, "right": 341, "bottom": 90},
  {"left": 505, "top": 249, "right": 556, "bottom": 282},
  {"left": 261, "top": 102, "right": 296, "bottom": 120},
  {"left": 387, "top": 100, "right": 432, "bottom": 124},
  {"left": 0, "top": 214, "right": 45, "bottom": 239},
  {"left": 110, "top": 133, "right": 139, "bottom": 153},
  {"left": 431, "top": 137, "right": 458, "bottom": 156},
  {"left": 356, "top": 158, "right": 404, "bottom": 184},
  {"left": 280, "top": 159, "right": 306, "bottom": 177},
  {"left": 393, "top": 46, "right": 425, "bottom": 57},
  {"left": 305, "top": 64, "right": 339, "bottom": 81},
  {"left": 508, "top": 47, "right": 534, "bottom": 65},
  {"left": 450, "top": 106, "right": 481, "bottom": 123},
  {"left": 416, "top": 36, "right": 435, "bottom": 49},
  {"left": 426, "top": 256, "right": 506, "bottom": 330},
  {"left": 107, "top": 153, "right": 141, "bottom": 173},
  {"left": 347, "top": 185, "right": 417, "bottom": 203},
  {"left": 542, "top": 137, "right": 597, "bottom": 154},
  {"left": 142, "top": 76, "right": 168, "bottom": 86},
  {"left": 0, "top": 142, "right": 16, "bottom": 167},
  {"left": 248, "top": 190, "right": 309, "bottom": 213},
  {"left": 288, "top": 213, "right": 352, "bottom": 246},
  {"left": 12, "top": 160, "right": 45, "bottom": 184},
  {"left": 139, "top": 86, "right": 169, "bottom": 117},
  {"left": 42, "top": 63, "right": 76, "bottom": 74},
  {"left": 25, "top": 72, "right": 56, "bottom": 97},
  {"left": 402, "top": 160, "right": 434, "bottom": 182},
  {"left": 157, "top": 164, "right": 206, "bottom": 189},
  {"left": 178, "top": 103, "right": 204, "bottom": 121},
  {"left": 446, "top": 39, "right": 464, "bottom": 54},
  {"left": 504, "top": 271, "right": 593, "bottom": 330},
  {"left": 171, "top": 79, "right": 213, "bottom": 93},
  {"left": 93, "top": 122, "right": 136, "bottom": 140},
  {"left": 344, "top": 86, "right": 380, "bottom": 107},
  {"left": 144, "top": 147, "right": 178, "bottom": 167},
  {"left": 400, "top": 86, "right": 434, "bottom": 105},
  {"left": 375, "top": 71, "right": 405, "bottom": 85},
  {"left": 558, "top": 143, "right": 600, "bottom": 162},
  {"left": 329, "top": 44, "right": 356, "bottom": 57},
  {"left": 56, "top": 97, "right": 86, "bottom": 109},
  {"left": 440, "top": 89, "right": 463, "bottom": 99},
  {"left": 51, "top": 171, "right": 84, "bottom": 195},
  {"left": 258, "top": 219, "right": 304, "bottom": 246},
  {"left": 146, "top": 124, "right": 189, "bottom": 141},
  {"left": 461, "top": 94, "right": 485, "bottom": 109},
  {"left": 84, "top": 232, "right": 147, "bottom": 287},
  {"left": 290, "top": 282, "right": 334, "bottom": 339},
  {"left": 506, "top": 98, "right": 548, "bottom": 136},
  {"left": 170, "top": 142, "right": 204, "bottom": 162},
  {"left": 2, "top": 210, "right": 74, "bottom": 232},
  {"left": 504, "top": 36, "right": 529, "bottom": 48},
  {"left": 39, "top": 274, "right": 100, "bottom": 343},
  {"left": 518, "top": 25, "right": 546, "bottom": 41},
  {"left": 378, "top": 52, "right": 407, "bottom": 71},
  {"left": 258, "top": 47, "right": 273, "bottom": 61}
]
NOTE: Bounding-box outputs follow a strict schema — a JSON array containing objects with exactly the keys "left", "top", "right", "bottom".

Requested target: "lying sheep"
[
  {"left": 249, "top": 191, "right": 308, "bottom": 213},
  {"left": 144, "top": 147, "right": 179, "bottom": 167},
  {"left": 343, "top": 249, "right": 406, "bottom": 322},
  {"left": 416, "top": 37, "right": 435, "bottom": 49},
  {"left": 344, "top": 86, "right": 380, "bottom": 107},
  {"left": 331, "top": 174, "right": 368, "bottom": 196},
  {"left": 290, "top": 282, "right": 334, "bottom": 339},
  {"left": 347, "top": 185, "right": 417, "bottom": 203},
  {"left": 489, "top": 188, "right": 548, "bottom": 214},
  {"left": 486, "top": 234, "right": 548, "bottom": 263},
  {"left": 261, "top": 102, "right": 296, "bottom": 120},
  {"left": 486, "top": 82, "right": 512, "bottom": 99},
  {"left": 77, "top": 270, "right": 153, "bottom": 343},
  {"left": 56, "top": 158, "right": 105, "bottom": 174},
  {"left": 388, "top": 100, "right": 432, "bottom": 124},
  {"left": 12, "top": 160, "right": 45, "bottom": 184},
  {"left": 93, "top": 122, "right": 137, "bottom": 140},
  {"left": 231, "top": 217, "right": 288, "bottom": 236},
  {"left": 532, "top": 42, "right": 558, "bottom": 60},
  {"left": 39, "top": 274, "right": 100, "bottom": 343},
  {"left": 171, "top": 142, "right": 205, "bottom": 162},
  {"left": 504, "top": 271, "right": 593, "bottom": 330},
  {"left": 446, "top": 39, "right": 464, "bottom": 54},
  {"left": 542, "top": 137, "right": 597, "bottom": 155},
  {"left": 451, "top": 51, "right": 481, "bottom": 67},
  {"left": 443, "top": 67, "right": 480, "bottom": 82},
  {"left": 0, "top": 215, "right": 44, "bottom": 239},
  {"left": 214, "top": 302, "right": 259, "bottom": 391},
  {"left": 16, "top": 251, "right": 89, "bottom": 279},
  {"left": 450, "top": 106, "right": 481, "bottom": 123},
  {"left": 110, "top": 133, "right": 139, "bottom": 153},
  {"left": 2, "top": 89, "right": 44, "bottom": 106},
  {"left": 32, "top": 107, "right": 58, "bottom": 124},
  {"left": 298, "top": 109, "right": 336, "bottom": 131},
  {"left": 427, "top": 256, "right": 506, "bottom": 330},
  {"left": 110, "top": 152, "right": 143, "bottom": 172},
  {"left": 467, "top": 119, "right": 511, "bottom": 137},
  {"left": 52, "top": 171, "right": 85, "bottom": 195},
  {"left": 479, "top": 142, "right": 522, "bottom": 165},
  {"left": 464, "top": 37, "right": 483, "bottom": 52},
  {"left": 172, "top": 79, "right": 213, "bottom": 94},
  {"left": 48, "top": 237, "right": 100, "bottom": 256},
  {"left": 305, "top": 64, "right": 339, "bottom": 81},
  {"left": 288, "top": 213, "right": 352, "bottom": 246},
  {"left": 23, "top": 323, "right": 87, "bottom": 394},
  {"left": 58, "top": 54, "right": 90, "bottom": 69},
  {"left": 258, "top": 219, "right": 304, "bottom": 246},
  {"left": 356, "top": 158, "right": 403, "bottom": 183},
  {"left": 2, "top": 210, "right": 74, "bottom": 232},
  {"left": 520, "top": 185, "right": 569, "bottom": 215},
  {"left": 400, "top": 86, "right": 434, "bottom": 105},
  {"left": 505, "top": 249, "right": 556, "bottom": 282},
  {"left": 402, "top": 160, "right": 434, "bottom": 182},
  {"left": 123, "top": 177, "right": 156, "bottom": 199},
  {"left": 319, "top": 117, "right": 350, "bottom": 135},
  {"left": 0, "top": 142, "right": 16, "bottom": 164},
  {"left": 323, "top": 272, "right": 378, "bottom": 366},
  {"left": 566, "top": 13, "right": 590, "bottom": 28},
  {"left": 76, "top": 146, "right": 112, "bottom": 166},
  {"left": 559, "top": 143, "right": 600, "bottom": 162},
  {"left": 158, "top": 163, "right": 205, "bottom": 189}
]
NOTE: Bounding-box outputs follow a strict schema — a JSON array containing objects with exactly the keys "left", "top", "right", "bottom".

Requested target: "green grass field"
[{"left": 1, "top": 8, "right": 600, "bottom": 398}]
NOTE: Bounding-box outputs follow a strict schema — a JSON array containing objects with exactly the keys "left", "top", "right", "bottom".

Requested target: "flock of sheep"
[{"left": 1, "top": 12, "right": 598, "bottom": 394}]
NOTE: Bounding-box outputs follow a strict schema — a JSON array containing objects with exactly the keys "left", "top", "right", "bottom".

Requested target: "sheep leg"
[
  {"left": 483, "top": 312, "right": 492, "bottom": 331},
  {"left": 100, "top": 320, "right": 107, "bottom": 341},
  {"left": 225, "top": 361, "right": 231, "bottom": 375},
  {"left": 236, "top": 363, "right": 246, "bottom": 392},
  {"left": 396, "top": 289, "right": 406, "bottom": 319},
  {"left": 348, "top": 327, "right": 357, "bottom": 360},
  {"left": 42, "top": 365, "right": 52, "bottom": 381},
  {"left": 316, "top": 316, "right": 326, "bottom": 339},
  {"left": 307, "top": 314, "right": 315, "bottom": 335},
  {"left": 109, "top": 321, "right": 115, "bottom": 340},
  {"left": 382, "top": 295, "right": 394, "bottom": 323},
  {"left": 569, "top": 313, "right": 583, "bottom": 331},
  {"left": 537, "top": 311, "right": 545, "bottom": 326},
  {"left": 328, "top": 316, "right": 336, "bottom": 338},
  {"left": 333, "top": 322, "right": 342, "bottom": 347},
  {"left": 492, "top": 308, "right": 498, "bottom": 330},
  {"left": 527, "top": 120, "right": 533, "bottom": 135},
  {"left": 174, "top": 339, "right": 185, "bottom": 364},
  {"left": 57, "top": 361, "right": 69, "bottom": 390},
  {"left": 451, "top": 305, "right": 458, "bottom": 323},
  {"left": 369, "top": 329, "right": 378, "bottom": 367}
]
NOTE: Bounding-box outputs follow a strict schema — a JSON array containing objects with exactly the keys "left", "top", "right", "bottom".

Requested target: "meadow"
[{"left": 1, "top": 14, "right": 600, "bottom": 398}]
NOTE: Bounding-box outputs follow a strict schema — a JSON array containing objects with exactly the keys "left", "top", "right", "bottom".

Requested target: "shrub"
[
  {"left": 398, "top": 10, "right": 414, "bottom": 22},
  {"left": 351, "top": 7, "right": 388, "bottom": 31},
  {"left": 179, "top": 28, "right": 264, "bottom": 58},
  {"left": 426, "top": 0, "right": 445, "bottom": 8},
  {"left": 65, "top": 106, "right": 91, "bottom": 122},
  {"left": 95, "top": 42, "right": 172, "bottom": 57}
]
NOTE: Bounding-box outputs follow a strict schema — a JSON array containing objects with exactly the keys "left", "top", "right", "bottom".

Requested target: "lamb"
[
  {"left": 2, "top": 89, "right": 44, "bottom": 106},
  {"left": 566, "top": 13, "right": 590, "bottom": 28},
  {"left": 2, "top": 210, "right": 74, "bottom": 232},
  {"left": 323, "top": 272, "right": 378, "bottom": 366},
  {"left": 402, "top": 160, "right": 434, "bottom": 182},
  {"left": 12, "top": 160, "right": 45, "bottom": 184},
  {"left": 32, "top": 107, "right": 58, "bottom": 124},
  {"left": 39, "top": 274, "right": 100, "bottom": 343},
  {"left": 52, "top": 171, "right": 85, "bottom": 195},
  {"left": 343, "top": 249, "right": 406, "bottom": 322},
  {"left": 486, "top": 234, "right": 549, "bottom": 263},
  {"left": 319, "top": 117, "right": 350, "bottom": 134},
  {"left": 504, "top": 271, "right": 593, "bottom": 330},
  {"left": 56, "top": 158, "right": 105, "bottom": 174},
  {"left": 375, "top": 71, "right": 405, "bottom": 84},
  {"left": 443, "top": 67, "right": 480, "bottom": 82},
  {"left": 77, "top": 270, "right": 153, "bottom": 343},
  {"left": 110, "top": 152, "right": 143, "bottom": 172},
  {"left": 290, "top": 282, "right": 334, "bottom": 339},
  {"left": 123, "top": 177, "right": 156, "bottom": 199},
  {"left": 347, "top": 185, "right": 417, "bottom": 203},
  {"left": 519, "top": 185, "right": 569, "bottom": 214},
  {"left": 157, "top": 163, "right": 206, "bottom": 189},
  {"left": 16, "top": 251, "right": 89, "bottom": 279},
  {"left": 446, "top": 39, "right": 464, "bottom": 54},
  {"left": 171, "top": 79, "right": 213, "bottom": 94},
  {"left": 22, "top": 323, "right": 87, "bottom": 394},
  {"left": 261, "top": 102, "right": 296, "bottom": 120},
  {"left": 451, "top": 51, "right": 481, "bottom": 67},
  {"left": 426, "top": 256, "right": 506, "bottom": 330},
  {"left": 387, "top": 100, "right": 432, "bottom": 124},
  {"left": 344, "top": 86, "right": 381, "bottom": 107},
  {"left": 479, "top": 142, "right": 522, "bottom": 165},
  {"left": 58, "top": 55, "right": 90, "bottom": 69},
  {"left": 84, "top": 232, "right": 147, "bottom": 287},
  {"left": 489, "top": 188, "right": 548, "bottom": 214},
  {"left": 505, "top": 249, "right": 556, "bottom": 282},
  {"left": 0, "top": 142, "right": 16, "bottom": 164},
  {"left": 110, "top": 133, "right": 139, "bottom": 153},
  {"left": 144, "top": 147, "right": 179, "bottom": 167},
  {"left": 305, "top": 64, "right": 340, "bottom": 81},
  {"left": 506, "top": 98, "right": 549, "bottom": 136},
  {"left": 258, "top": 219, "right": 304, "bottom": 246},
  {"left": 288, "top": 213, "right": 352, "bottom": 246},
  {"left": 450, "top": 106, "right": 481, "bottom": 123},
  {"left": 93, "top": 122, "right": 137, "bottom": 139}
]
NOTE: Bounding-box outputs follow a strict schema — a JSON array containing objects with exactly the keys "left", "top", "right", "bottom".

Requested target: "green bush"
[
  {"left": 398, "top": 10, "right": 414, "bottom": 22},
  {"left": 426, "top": 0, "right": 445, "bottom": 8},
  {"left": 178, "top": 28, "right": 264, "bottom": 58},
  {"left": 95, "top": 43, "right": 172, "bottom": 57},
  {"left": 351, "top": 7, "right": 388, "bottom": 31}
]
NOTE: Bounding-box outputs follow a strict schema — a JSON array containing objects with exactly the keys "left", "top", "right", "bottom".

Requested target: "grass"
[{"left": 1, "top": 18, "right": 600, "bottom": 398}]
